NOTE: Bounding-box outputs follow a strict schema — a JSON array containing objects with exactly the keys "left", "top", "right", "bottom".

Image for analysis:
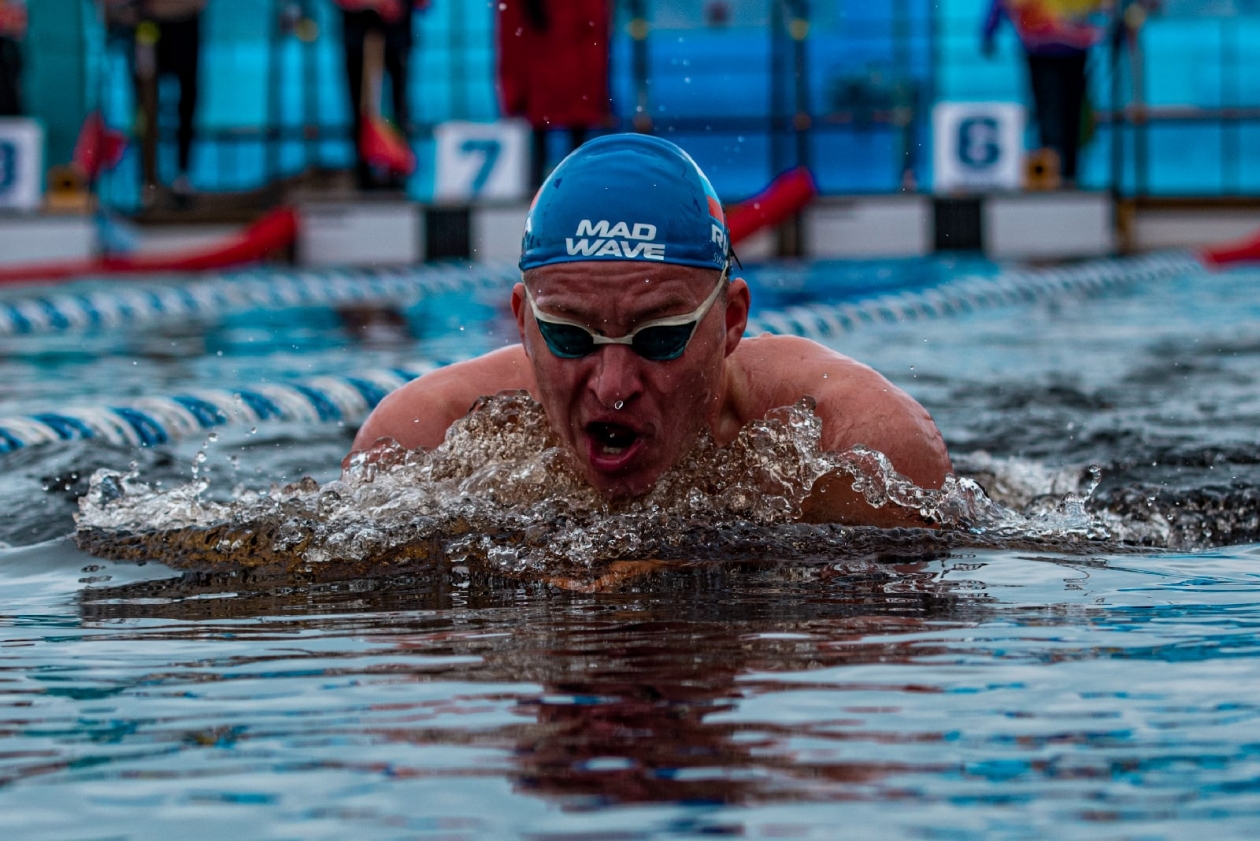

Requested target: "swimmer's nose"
[{"left": 589, "top": 344, "right": 644, "bottom": 409}]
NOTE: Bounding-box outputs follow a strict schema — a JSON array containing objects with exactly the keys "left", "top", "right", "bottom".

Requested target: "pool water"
[{"left": 2, "top": 258, "right": 1260, "bottom": 838}]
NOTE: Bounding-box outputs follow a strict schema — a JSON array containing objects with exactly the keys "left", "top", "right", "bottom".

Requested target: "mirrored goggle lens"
[
  {"left": 535, "top": 319, "right": 698, "bottom": 361},
  {"left": 536, "top": 321, "right": 595, "bottom": 358},
  {"left": 630, "top": 324, "right": 695, "bottom": 361}
]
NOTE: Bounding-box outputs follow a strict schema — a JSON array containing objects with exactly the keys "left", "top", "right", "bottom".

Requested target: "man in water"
[{"left": 352, "top": 134, "right": 952, "bottom": 527}]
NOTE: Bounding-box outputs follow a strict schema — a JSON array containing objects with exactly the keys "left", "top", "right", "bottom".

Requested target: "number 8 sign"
[
  {"left": 932, "top": 102, "right": 1025, "bottom": 193},
  {"left": 433, "top": 120, "right": 529, "bottom": 203}
]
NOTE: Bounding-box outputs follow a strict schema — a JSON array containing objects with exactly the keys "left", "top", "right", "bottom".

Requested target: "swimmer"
[{"left": 352, "top": 134, "right": 952, "bottom": 527}]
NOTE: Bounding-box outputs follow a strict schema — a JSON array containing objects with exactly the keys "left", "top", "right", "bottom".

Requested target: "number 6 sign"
[
  {"left": 932, "top": 102, "right": 1025, "bottom": 193},
  {"left": 433, "top": 120, "right": 529, "bottom": 203}
]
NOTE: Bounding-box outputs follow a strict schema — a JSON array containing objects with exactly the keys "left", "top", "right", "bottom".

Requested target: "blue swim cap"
[{"left": 520, "top": 134, "right": 730, "bottom": 273}]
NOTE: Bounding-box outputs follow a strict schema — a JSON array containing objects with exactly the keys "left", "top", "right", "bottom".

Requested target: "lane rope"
[
  {"left": 0, "top": 251, "right": 1204, "bottom": 453},
  {"left": 0, "top": 367, "right": 436, "bottom": 453},
  {"left": 743, "top": 251, "right": 1201, "bottom": 337},
  {"left": 0, "top": 262, "right": 520, "bottom": 338}
]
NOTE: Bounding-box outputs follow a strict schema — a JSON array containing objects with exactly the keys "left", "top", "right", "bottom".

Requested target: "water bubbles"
[{"left": 74, "top": 394, "right": 1117, "bottom": 580}]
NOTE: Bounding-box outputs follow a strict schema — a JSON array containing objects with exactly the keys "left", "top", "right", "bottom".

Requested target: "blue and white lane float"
[
  {"left": 744, "top": 250, "right": 1201, "bottom": 338},
  {"left": 0, "top": 367, "right": 436, "bottom": 453},
  {"left": 0, "top": 262, "right": 520, "bottom": 338},
  {"left": 0, "top": 251, "right": 1201, "bottom": 341},
  {"left": 0, "top": 250, "right": 1204, "bottom": 454}
]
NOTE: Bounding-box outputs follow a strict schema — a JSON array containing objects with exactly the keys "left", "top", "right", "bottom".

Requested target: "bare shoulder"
[
  {"left": 351, "top": 345, "right": 535, "bottom": 452},
  {"left": 731, "top": 334, "right": 951, "bottom": 488}
]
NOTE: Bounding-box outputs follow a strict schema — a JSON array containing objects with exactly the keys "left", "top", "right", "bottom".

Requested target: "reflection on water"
[{"left": 2, "top": 541, "right": 1258, "bottom": 837}]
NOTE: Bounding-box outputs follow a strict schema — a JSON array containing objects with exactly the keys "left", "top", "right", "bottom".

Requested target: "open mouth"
[{"left": 587, "top": 422, "right": 641, "bottom": 456}]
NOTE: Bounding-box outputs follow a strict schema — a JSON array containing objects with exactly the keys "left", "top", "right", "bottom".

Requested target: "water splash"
[{"left": 76, "top": 393, "right": 1114, "bottom": 579}]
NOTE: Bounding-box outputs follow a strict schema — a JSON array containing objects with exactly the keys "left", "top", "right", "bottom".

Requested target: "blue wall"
[{"left": 76, "top": 0, "right": 1260, "bottom": 208}]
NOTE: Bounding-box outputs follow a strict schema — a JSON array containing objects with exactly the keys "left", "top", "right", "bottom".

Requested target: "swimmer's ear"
[
  {"left": 511, "top": 283, "right": 528, "bottom": 342},
  {"left": 723, "top": 278, "right": 750, "bottom": 356}
]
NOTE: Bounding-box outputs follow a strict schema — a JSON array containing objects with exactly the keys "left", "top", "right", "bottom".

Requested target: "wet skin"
[
  {"left": 514, "top": 261, "right": 743, "bottom": 499},
  {"left": 351, "top": 261, "right": 953, "bottom": 527}
]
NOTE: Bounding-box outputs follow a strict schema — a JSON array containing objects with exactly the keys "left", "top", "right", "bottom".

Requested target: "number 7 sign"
[{"left": 433, "top": 120, "right": 529, "bottom": 203}]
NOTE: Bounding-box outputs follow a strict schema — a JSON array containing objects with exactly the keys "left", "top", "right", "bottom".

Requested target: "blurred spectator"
[
  {"left": 496, "top": 0, "right": 611, "bottom": 190},
  {"left": 104, "top": 0, "right": 207, "bottom": 205},
  {"left": 336, "top": 0, "right": 427, "bottom": 191},
  {"left": 0, "top": 0, "right": 25, "bottom": 116},
  {"left": 982, "top": 0, "right": 1109, "bottom": 186}
]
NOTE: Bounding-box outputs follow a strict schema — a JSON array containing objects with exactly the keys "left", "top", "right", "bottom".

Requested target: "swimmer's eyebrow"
[
  {"left": 534, "top": 291, "right": 708, "bottom": 324},
  {"left": 634, "top": 296, "right": 704, "bottom": 321}
]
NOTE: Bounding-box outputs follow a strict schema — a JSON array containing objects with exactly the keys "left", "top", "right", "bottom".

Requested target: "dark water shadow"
[{"left": 75, "top": 550, "right": 995, "bottom": 810}]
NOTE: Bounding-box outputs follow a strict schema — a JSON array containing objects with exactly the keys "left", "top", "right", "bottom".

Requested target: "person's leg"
[
  {"left": 136, "top": 32, "right": 159, "bottom": 196},
  {"left": 1056, "top": 52, "right": 1088, "bottom": 182},
  {"left": 0, "top": 37, "right": 22, "bottom": 116},
  {"left": 341, "top": 10, "right": 370, "bottom": 187},
  {"left": 530, "top": 126, "right": 548, "bottom": 191},
  {"left": 1025, "top": 52, "right": 1053, "bottom": 152},
  {"left": 383, "top": 13, "right": 414, "bottom": 132},
  {"left": 160, "top": 16, "right": 201, "bottom": 181},
  {"left": 1027, "top": 52, "right": 1086, "bottom": 183}
]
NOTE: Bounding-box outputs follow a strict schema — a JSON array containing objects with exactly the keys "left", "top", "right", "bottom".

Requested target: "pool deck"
[{"left": 0, "top": 189, "right": 1255, "bottom": 274}]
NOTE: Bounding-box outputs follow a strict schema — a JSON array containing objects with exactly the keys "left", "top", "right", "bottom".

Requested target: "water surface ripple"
[
  {"left": 3, "top": 262, "right": 1260, "bottom": 837},
  {"left": 1, "top": 541, "right": 1258, "bottom": 838}
]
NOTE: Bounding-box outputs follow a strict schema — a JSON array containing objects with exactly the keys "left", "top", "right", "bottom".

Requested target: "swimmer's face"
[{"left": 513, "top": 261, "right": 749, "bottom": 499}]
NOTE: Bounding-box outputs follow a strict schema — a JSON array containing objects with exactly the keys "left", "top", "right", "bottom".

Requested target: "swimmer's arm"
[
  {"left": 746, "top": 336, "right": 952, "bottom": 527},
  {"left": 350, "top": 346, "right": 535, "bottom": 452},
  {"left": 805, "top": 363, "right": 952, "bottom": 528}
]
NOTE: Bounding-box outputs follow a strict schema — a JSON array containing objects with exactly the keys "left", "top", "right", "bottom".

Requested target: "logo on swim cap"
[{"left": 520, "top": 134, "right": 730, "bottom": 272}]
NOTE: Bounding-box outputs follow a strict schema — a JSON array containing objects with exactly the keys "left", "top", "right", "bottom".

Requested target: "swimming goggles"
[{"left": 525, "top": 272, "right": 727, "bottom": 361}]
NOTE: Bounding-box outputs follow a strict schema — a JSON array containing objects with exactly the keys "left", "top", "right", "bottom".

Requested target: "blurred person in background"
[
  {"left": 0, "top": 0, "right": 25, "bottom": 116},
  {"left": 982, "top": 0, "right": 1109, "bottom": 186},
  {"left": 104, "top": 0, "right": 207, "bottom": 205},
  {"left": 336, "top": 0, "right": 428, "bottom": 191},
  {"left": 496, "top": 0, "right": 611, "bottom": 190}
]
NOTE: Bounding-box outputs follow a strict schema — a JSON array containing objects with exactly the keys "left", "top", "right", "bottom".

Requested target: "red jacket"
[
  {"left": 0, "top": 1, "right": 26, "bottom": 39},
  {"left": 497, "top": 0, "right": 610, "bottom": 129}
]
